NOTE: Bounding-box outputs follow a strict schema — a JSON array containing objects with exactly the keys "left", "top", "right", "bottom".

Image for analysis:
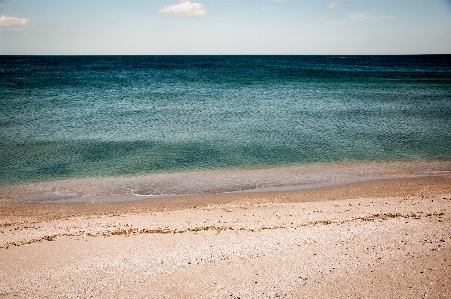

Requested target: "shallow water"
[
  {"left": 1, "top": 55, "right": 450, "bottom": 191},
  {"left": 1, "top": 160, "right": 450, "bottom": 203}
]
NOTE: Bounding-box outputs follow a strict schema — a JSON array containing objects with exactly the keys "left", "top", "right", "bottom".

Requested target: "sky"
[{"left": 0, "top": 0, "right": 450, "bottom": 55}]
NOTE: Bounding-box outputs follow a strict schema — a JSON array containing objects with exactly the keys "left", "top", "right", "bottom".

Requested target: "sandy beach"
[{"left": 1, "top": 175, "right": 450, "bottom": 298}]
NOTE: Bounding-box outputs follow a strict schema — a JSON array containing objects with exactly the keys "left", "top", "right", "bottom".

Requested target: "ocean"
[{"left": 1, "top": 55, "right": 450, "bottom": 200}]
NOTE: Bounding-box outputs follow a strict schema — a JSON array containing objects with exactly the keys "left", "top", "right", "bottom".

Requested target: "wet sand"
[{"left": 1, "top": 175, "right": 451, "bottom": 298}]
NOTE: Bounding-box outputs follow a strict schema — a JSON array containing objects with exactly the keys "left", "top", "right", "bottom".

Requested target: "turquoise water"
[{"left": 1, "top": 55, "right": 450, "bottom": 187}]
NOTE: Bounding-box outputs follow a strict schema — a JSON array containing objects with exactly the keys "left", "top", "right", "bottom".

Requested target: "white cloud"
[
  {"left": 348, "top": 13, "right": 395, "bottom": 21},
  {"left": 0, "top": 3, "right": 6, "bottom": 10},
  {"left": 326, "top": 2, "right": 342, "bottom": 9},
  {"left": 0, "top": 15, "right": 29, "bottom": 27},
  {"left": 147, "top": 3, "right": 152, "bottom": 6},
  {"left": 326, "top": 13, "right": 396, "bottom": 25},
  {"left": 348, "top": 13, "right": 368, "bottom": 21},
  {"left": 158, "top": 0, "right": 206, "bottom": 17}
]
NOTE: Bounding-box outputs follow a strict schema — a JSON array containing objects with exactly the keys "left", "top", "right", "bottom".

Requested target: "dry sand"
[{"left": 1, "top": 176, "right": 450, "bottom": 298}]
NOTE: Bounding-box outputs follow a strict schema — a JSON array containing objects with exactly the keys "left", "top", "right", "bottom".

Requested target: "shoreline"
[
  {"left": 1, "top": 159, "right": 450, "bottom": 205},
  {"left": 1, "top": 174, "right": 450, "bottom": 298},
  {"left": 1, "top": 174, "right": 450, "bottom": 222}
]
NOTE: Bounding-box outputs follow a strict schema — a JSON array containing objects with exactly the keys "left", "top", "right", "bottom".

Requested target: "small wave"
[{"left": 2, "top": 160, "right": 450, "bottom": 203}]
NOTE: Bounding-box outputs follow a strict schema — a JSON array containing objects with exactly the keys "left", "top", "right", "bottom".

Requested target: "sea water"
[{"left": 1, "top": 55, "right": 450, "bottom": 200}]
